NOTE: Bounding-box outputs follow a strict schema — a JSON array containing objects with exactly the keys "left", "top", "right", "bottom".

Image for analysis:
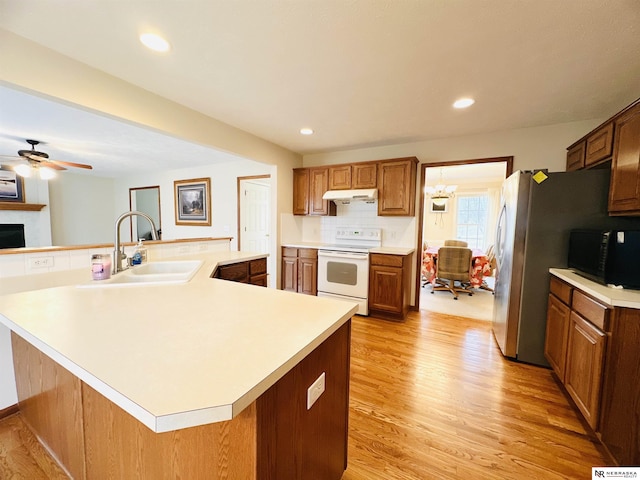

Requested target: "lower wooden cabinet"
[
  {"left": 368, "top": 252, "right": 412, "bottom": 320},
  {"left": 213, "top": 257, "right": 268, "bottom": 287},
  {"left": 281, "top": 247, "right": 317, "bottom": 295},
  {"left": 544, "top": 292, "right": 571, "bottom": 379}
]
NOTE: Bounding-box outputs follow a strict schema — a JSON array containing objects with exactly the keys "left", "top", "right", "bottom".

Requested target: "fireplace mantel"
[{"left": 0, "top": 202, "right": 46, "bottom": 211}]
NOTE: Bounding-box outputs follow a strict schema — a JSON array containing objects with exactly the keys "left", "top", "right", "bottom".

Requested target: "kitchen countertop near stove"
[{"left": 281, "top": 242, "right": 414, "bottom": 256}]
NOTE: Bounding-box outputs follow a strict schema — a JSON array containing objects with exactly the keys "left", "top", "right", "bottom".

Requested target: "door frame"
[
  {"left": 414, "top": 156, "right": 513, "bottom": 311},
  {"left": 237, "top": 174, "right": 271, "bottom": 251}
]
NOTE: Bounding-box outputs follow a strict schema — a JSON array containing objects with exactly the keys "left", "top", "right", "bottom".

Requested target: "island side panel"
[
  {"left": 257, "top": 320, "right": 351, "bottom": 480},
  {"left": 11, "top": 332, "right": 86, "bottom": 480},
  {"left": 82, "top": 383, "right": 257, "bottom": 479}
]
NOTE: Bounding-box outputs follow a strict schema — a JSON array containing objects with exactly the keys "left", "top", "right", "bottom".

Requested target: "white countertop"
[
  {"left": 282, "top": 242, "right": 415, "bottom": 256},
  {"left": 0, "top": 251, "right": 357, "bottom": 433},
  {"left": 549, "top": 268, "right": 640, "bottom": 309}
]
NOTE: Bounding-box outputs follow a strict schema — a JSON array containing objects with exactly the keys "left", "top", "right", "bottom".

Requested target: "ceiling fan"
[{"left": 0, "top": 139, "right": 93, "bottom": 178}]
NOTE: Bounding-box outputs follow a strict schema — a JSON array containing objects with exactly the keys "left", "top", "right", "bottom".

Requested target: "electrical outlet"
[
  {"left": 307, "top": 372, "right": 326, "bottom": 410},
  {"left": 178, "top": 246, "right": 189, "bottom": 254},
  {"left": 29, "top": 256, "right": 54, "bottom": 268}
]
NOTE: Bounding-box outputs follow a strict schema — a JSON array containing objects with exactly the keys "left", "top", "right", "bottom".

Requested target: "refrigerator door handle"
[{"left": 495, "top": 204, "right": 507, "bottom": 266}]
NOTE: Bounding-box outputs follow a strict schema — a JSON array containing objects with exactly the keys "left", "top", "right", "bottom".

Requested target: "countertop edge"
[{"left": 549, "top": 268, "right": 640, "bottom": 309}]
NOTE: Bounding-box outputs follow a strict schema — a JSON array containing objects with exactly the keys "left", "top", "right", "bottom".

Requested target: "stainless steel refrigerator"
[{"left": 492, "top": 168, "right": 640, "bottom": 366}]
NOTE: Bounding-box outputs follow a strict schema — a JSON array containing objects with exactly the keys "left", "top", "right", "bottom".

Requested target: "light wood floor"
[{"left": 0, "top": 309, "right": 607, "bottom": 479}]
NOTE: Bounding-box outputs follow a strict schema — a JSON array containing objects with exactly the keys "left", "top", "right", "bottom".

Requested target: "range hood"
[{"left": 322, "top": 188, "right": 378, "bottom": 203}]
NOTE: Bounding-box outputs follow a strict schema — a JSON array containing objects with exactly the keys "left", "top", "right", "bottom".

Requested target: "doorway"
[
  {"left": 238, "top": 175, "right": 272, "bottom": 284},
  {"left": 415, "top": 157, "right": 513, "bottom": 319}
]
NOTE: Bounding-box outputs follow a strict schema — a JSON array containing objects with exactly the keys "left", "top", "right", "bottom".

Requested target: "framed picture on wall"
[
  {"left": 429, "top": 199, "right": 448, "bottom": 213},
  {"left": 0, "top": 166, "right": 25, "bottom": 203},
  {"left": 174, "top": 177, "right": 211, "bottom": 226}
]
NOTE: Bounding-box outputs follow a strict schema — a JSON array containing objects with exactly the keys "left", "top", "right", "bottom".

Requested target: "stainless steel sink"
[{"left": 78, "top": 260, "right": 204, "bottom": 288}]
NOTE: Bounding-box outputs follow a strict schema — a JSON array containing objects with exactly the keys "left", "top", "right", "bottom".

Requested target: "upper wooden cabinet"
[
  {"left": 585, "top": 123, "right": 614, "bottom": 167},
  {"left": 609, "top": 101, "right": 640, "bottom": 215},
  {"left": 293, "top": 168, "right": 310, "bottom": 215},
  {"left": 293, "top": 167, "right": 336, "bottom": 216},
  {"left": 566, "top": 141, "right": 585, "bottom": 171},
  {"left": 328, "top": 163, "right": 378, "bottom": 190},
  {"left": 377, "top": 157, "right": 418, "bottom": 216}
]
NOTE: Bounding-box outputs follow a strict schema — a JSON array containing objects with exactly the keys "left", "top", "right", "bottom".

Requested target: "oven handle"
[{"left": 318, "top": 251, "right": 369, "bottom": 261}]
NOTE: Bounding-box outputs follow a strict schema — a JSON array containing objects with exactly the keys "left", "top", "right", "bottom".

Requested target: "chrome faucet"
[{"left": 113, "top": 211, "right": 158, "bottom": 274}]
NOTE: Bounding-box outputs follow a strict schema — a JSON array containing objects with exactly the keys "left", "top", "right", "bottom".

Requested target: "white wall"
[{"left": 48, "top": 174, "right": 115, "bottom": 245}]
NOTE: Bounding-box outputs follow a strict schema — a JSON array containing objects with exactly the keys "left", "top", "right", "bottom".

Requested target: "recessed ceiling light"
[
  {"left": 300, "top": 128, "right": 314, "bottom": 135},
  {"left": 453, "top": 98, "right": 475, "bottom": 109},
  {"left": 140, "top": 33, "right": 171, "bottom": 53}
]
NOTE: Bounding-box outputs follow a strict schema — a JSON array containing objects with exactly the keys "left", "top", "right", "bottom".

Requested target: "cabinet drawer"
[
  {"left": 585, "top": 123, "right": 614, "bottom": 166},
  {"left": 216, "top": 262, "right": 248, "bottom": 282},
  {"left": 250, "top": 258, "right": 267, "bottom": 275},
  {"left": 298, "top": 248, "right": 318, "bottom": 259},
  {"left": 282, "top": 247, "right": 298, "bottom": 257},
  {"left": 370, "top": 253, "right": 403, "bottom": 267},
  {"left": 550, "top": 276, "right": 572, "bottom": 305},
  {"left": 572, "top": 290, "right": 609, "bottom": 331}
]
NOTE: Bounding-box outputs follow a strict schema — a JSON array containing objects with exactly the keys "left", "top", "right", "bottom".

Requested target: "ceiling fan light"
[
  {"left": 14, "top": 164, "right": 32, "bottom": 177},
  {"left": 39, "top": 166, "right": 57, "bottom": 180}
]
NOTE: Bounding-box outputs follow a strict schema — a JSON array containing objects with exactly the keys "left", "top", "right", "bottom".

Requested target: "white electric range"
[{"left": 317, "top": 228, "right": 381, "bottom": 315}]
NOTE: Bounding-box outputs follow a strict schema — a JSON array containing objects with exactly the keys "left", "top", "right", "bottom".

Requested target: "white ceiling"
[{"left": 0, "top": 0, "right": 639, "bottom": 178}]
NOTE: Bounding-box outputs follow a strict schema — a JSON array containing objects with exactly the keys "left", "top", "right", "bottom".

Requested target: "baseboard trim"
[{"left": 0, "top": 403, "right": 19, "bottom": 420}]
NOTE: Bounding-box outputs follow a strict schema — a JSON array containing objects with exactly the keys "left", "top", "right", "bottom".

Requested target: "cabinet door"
[
  {"left": 585, "top": 123, "right": 614, "bottom": 167},
  {"left": 599, "top": 308, "right": 640, "bottom": 465},
  {"left": 308, "top": 168, "right": 336, "bottom": 216},
  {"left": 566, "top": 142, "right": 585, "bottom": 171},
  {"left": 282, "top": 255, "right": 298, "bottom": 292},
  {"left": 352, "top": 163, "right": 377, "bottom": 188},
  {"left": 564, "top": 311, "right": 606, "bottom": 431},
  {"left": 329, "top": 165, "right": 351, "bottom": 190},
  {"left": 609, "top": 103, "right": 640, "bottom": 214},
  {"left": 293, "top": 169, "right": 309, "bottom": 215},
  {"left": 544, "top": 294, "right": 571, "bottom": 380},
  {"left": 368, "top": 265, "right": 403, "bottom": 313},
  {"left": 298, "top": 257, "right": 317, "bottom": 295},
  {"left": 377, "top": 158, "right": 417, "bottom": 216}
]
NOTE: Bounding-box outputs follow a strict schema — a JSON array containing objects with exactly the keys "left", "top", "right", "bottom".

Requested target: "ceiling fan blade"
[
  {"left": 24, "top": 152, "right": 49, "bottom": 162},
  {"left": 40, "top": 162, "right": 67, "bottom": 171},
  {"left": 49, "top": 159, "right": 93, "bottom": 170}
]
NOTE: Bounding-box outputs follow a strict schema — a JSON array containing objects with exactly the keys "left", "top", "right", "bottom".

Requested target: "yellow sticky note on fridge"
[{"left": 532, "top": 171, "right": 548, "bottom": 184}]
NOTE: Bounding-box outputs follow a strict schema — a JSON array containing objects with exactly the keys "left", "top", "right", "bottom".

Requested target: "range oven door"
[{"left": 317, "top": 250, "right": 369, "bottom": 299}]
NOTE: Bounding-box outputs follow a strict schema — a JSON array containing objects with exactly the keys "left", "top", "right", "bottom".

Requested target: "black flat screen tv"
[{"left": 0, "top": 224, "right": 25, "bottom": 249}]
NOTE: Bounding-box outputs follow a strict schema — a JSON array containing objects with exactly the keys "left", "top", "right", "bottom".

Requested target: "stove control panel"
[{"left": 335, "top": 228, "right": 382, "bottom": 241}]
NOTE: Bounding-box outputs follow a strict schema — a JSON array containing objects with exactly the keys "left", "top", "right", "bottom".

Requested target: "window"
[{"left": 456, "top": 194, "right": 489, "bottom": 249}]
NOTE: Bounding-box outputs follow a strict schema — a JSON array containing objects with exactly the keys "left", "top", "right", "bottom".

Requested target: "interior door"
[{"left": 239, "top": 179, "right": 270, "bottom": 254}]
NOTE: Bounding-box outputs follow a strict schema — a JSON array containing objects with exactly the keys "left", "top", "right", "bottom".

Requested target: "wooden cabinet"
[
  {"left": 609, "top": 101, "right": 640, "bottom": 214},
  {"left": 566, "top": 141, "right": 585, "bottom": 171},
  {"left": 281, "top": 247, "right": 317, "bottom": 295},
  {"left": 328, "top": 165, "right": 352, "bottom": 190},
  {"left": 544, "top": 288, "right": 571, "bottom": 379},
  {"left": 585, "top": 122, "right": 614, "bottom": 167},
  {"left": 293, "top": 168, "right": 336, "bottom": 216},
  {"left": 328, "top": 162, "right": 378, "bottom": 190},
  {"left": 599, "top": 307, "right": 640, "bottom": 465},
  {"left": 565, "top": 310, "right": 607, "bottom": 430},
  {"left": 213, "top": 257, "right": 268, "bottom": 287},
  {"left": 377, "top": 157, "right": 418, "bottom": 216},
  {"left": 293, "top": 168, "right": 310, "bottom": 215},
  {"left": 545, "top": 277, "right": 609, "bottom": 432},
  {"left": 368, "top": 252, "right": 412, "bottom": 320}
]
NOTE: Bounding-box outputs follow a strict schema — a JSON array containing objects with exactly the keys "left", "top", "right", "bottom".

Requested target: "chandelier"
[{"left": 424, "top": 168, "right": 457, "bottom": 206}]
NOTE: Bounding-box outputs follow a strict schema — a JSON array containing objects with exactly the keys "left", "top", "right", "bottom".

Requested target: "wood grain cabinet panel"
[
  {"left": 281, "top": 247, "right": 317, "bottom": 295},
  {"left": 293, "top": 168, "right": 310, "bottom": 215},
  {"left": 282, "top": 249, "right": 299, "bottom": 292},
  {"left": 309, "top": 168, "right": 336, "bottom": 216},
  {"left": 329, "top": 165, "right": 352, "bottom": 190},
  {"left": 368, "top": 253, "right": 412, "bottom": 320},
  {"left": 609, "top": 102, "right": 640, "bottom": 214},
  {"left": 564, "top": 311, "right": 607, "bottom": 431},
  {"left": 377, "top": 157, "right": 418, "bottom": 216},
  {"left": 599, "top": 308, "right": 640, "bottom": 465},
  {"left": 544, "top": 293, "right": 571, "bottom": 380},
  {"left": 566, "top": 141, "right": 586, "bottom": 171},
  {"left": 213, "top": 258, "right": 268, "bottom": 286},
  {"left": 352, "top": 163, "right": 377, "bottom": 188},
  {"left": 585, "top": 123, "right": 614, "bottom": 167}
]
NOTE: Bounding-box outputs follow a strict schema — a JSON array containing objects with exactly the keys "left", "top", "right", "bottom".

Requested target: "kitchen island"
[{"left": 0, "top": 251, "right": 358, "bottom": 479}]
